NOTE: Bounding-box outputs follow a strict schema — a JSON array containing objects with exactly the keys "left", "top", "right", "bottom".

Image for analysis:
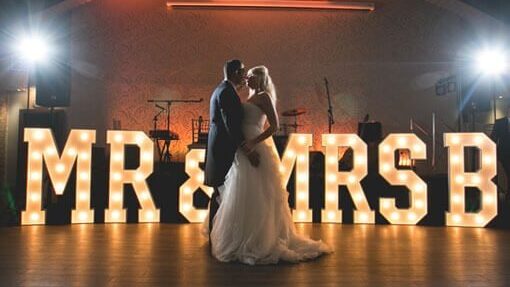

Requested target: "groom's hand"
[
  {"left": 247, "top": 151, "right": 260, "bottom": 167},
  {"left": 240, "top": 140, "right": 255, "bottom": 154}
]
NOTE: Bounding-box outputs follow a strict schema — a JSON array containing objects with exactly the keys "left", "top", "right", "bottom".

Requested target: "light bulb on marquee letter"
[
  {"left": 21, "top": 128, "right": 96, "bottom": 225},
  {"left": 277, "top": 134, "right": 313, "bottom": 222},
  {"left": 322, "top": 134, "right": 373, "bottom": 224},
  {"left": 378, "top": 134, "right": 427, "bottom": 225},
  {"left": 444, "top": 133, "right": 497, "bottom": 227},
  {"left": 105, "top": 131, "right": 160, "bottom": 223},
  {"left": 179, "top": 149, "right": 214, "bottom": 222}
]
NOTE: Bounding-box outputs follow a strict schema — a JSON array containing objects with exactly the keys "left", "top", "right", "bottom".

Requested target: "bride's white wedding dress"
[{"left": 207, "top": 101, "right": 333, "bottom": 265}]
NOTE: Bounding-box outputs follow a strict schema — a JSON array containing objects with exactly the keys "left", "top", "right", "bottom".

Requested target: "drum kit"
[{"left": 279, "top": 107, "right": 307, "bottom": 135}]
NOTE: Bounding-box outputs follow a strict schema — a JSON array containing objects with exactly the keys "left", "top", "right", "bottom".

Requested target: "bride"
[{"left": 206, "top": 65, "right": 333, "bottom": 265}]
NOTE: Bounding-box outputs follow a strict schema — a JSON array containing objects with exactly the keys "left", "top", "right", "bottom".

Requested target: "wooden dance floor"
[{"left": 1, "top": 224, "right": 510, "bottom": 286}]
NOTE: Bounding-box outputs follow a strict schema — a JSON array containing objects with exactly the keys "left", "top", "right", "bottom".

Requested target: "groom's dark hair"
[{"left": 224, "top": 59, "right": 243, "bottom": 80}]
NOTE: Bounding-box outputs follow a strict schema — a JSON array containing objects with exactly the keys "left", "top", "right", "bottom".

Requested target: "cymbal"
[{"left": 281, "top": 108, "right": 306, "bottom": 117}]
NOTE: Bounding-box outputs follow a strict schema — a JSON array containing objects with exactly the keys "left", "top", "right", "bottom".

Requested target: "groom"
[{"left": 204, "top": 59, "right": 260, "bottom": 237}]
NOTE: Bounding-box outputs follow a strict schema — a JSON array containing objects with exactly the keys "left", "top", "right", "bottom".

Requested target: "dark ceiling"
[
  {"left": 461, "top": 0, "right": 510, "bottom": 24},
  {"left": 1, "top": 0, "right": 509, "bottom": 23},
  {"left": 0, "top": 0, "right": 509, "bottom": 32}
]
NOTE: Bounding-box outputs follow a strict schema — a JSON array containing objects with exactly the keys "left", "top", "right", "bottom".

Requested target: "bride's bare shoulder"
[{"left": 253, "top": 92, "right": 271, "bottom": 104}]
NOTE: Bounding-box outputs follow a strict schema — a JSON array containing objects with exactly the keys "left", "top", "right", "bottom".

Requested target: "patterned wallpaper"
[{"left": 67, "top": 0, "right": 497, "bottom": 166}]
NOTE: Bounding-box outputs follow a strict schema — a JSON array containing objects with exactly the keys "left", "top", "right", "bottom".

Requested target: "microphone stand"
[
  {"left": 152, "top": 106, "right": 165, "bottom": 131},
  {"left": 147, "top": 98, "right": 203, "bottom": 164},
  {"left": 324, "top": 78, "right": 335, "bottom": 133},
  {"left": 148, "top": 98, "right": 203, "bottom": 131}
]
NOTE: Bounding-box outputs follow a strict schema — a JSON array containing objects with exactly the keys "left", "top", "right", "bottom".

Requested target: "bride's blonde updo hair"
[{"left": 247, "top": 65, "right": 277, "bottom": 106}]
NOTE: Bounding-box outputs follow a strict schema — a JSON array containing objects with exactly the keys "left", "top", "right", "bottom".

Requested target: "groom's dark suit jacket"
[{"left": 204, "top": 80, "right": 245, "bottom": 187}]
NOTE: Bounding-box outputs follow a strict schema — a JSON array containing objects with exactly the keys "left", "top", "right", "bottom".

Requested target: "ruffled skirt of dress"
[{"left": 204, "top": 129, "right": 333, "bottom": 265}]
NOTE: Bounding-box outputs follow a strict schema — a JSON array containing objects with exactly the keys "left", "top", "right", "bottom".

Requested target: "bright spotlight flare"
[
  {"left": 16, "top": 35, "right": 51, "bottom": 64},
  {"left": 475, "top": 48, "right": 508, "bottom": 76}
]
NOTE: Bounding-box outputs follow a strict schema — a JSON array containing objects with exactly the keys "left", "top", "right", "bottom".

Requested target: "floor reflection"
[{"left": 1, "top": 224, "right": 510, "bottom": 286}]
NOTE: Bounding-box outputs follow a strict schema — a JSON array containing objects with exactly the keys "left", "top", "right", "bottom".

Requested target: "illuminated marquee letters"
[
  {"left": 22, "top": 128, "right": 95, "bottom": 225},
  {"left": 322, "top": 134, "right": 373, "bottom": 224},
  {"left": 378, "top": 134, "right": 427, "bottom": 225},
  {"left": 178, "top": 134, "right": 314, "bottom": 223},
  {"left": 278, "top": 134, "right": 314, "bottom": 222},
  {"left": 105, "top": 131, "right": 159, "bottom": 223},
  {"left": 179, "top": 149, "right": 214, "bottom": 223},
  {"left": 20, "top": 129, "right": 502, "bottom": 227},
  {"left": 444, "top": 133, "right": 497, "bottom": 227}
]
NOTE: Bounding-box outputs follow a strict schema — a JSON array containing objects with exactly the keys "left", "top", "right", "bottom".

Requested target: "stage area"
[{"left": 1, "top": 224, "right": 510, "bottom": 286}]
